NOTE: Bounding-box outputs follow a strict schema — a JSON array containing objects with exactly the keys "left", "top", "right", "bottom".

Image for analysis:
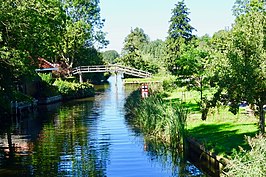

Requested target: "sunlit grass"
[
  {"left": 167, "top": 88, "right": 259, "bottom": 157},
  {"left": 125, "top": 77, "right": 260, "bottom": 158}
]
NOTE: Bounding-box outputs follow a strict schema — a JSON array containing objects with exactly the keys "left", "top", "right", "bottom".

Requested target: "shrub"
[
  {"left": 223, "top": 135, "right": 266, "bottom": 177},
  {"left": 38, "top": 73, "right": 55, "bottom": 85},
  {"left": 162, "top": 75, "right": 178, "bottom": 92},
  {"left": 53, "top": 79, "right": 94, "bottom": 99}
]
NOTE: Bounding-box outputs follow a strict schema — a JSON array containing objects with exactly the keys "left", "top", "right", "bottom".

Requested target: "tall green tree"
[
  {"left": 164, "top": 0, "right": 195, "bottom": 74},
  {"left": 60, "top": 0, "right": 108, "bottom": 67},
  {"left": 0, "top": 0, "right": 66, "bottom": 89},
  {"left": 118, "top": 27, "right": 149, "bottom": 70},
  {"left": 211, "top": 0, "right": 266, "bottom": 133},
  {"left": 229, "top": 11, "right": 266, "bottom": 133},
  {"left": 102, "top": 50, "right": 119, "bottom": 64}
]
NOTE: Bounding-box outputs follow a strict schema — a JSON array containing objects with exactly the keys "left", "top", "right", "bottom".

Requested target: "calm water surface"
[{"left": 0, "top": 75, "right": 202, "bottom": 177}]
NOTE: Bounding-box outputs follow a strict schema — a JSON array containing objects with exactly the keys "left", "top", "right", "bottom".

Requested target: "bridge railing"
[
  {"left": 115, "top": 65, "right": 152, "bottom": 78},
  {"left": 71, "top": 64, "right": 152, "bottom": 78}
]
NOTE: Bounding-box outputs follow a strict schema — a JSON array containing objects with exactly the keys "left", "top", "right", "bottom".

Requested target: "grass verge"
[{"left": 167, "top": 88, "right": 259, "bottom": 158}]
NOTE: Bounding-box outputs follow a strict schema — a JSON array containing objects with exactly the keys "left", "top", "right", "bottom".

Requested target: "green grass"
[
  {"left": 125, "top": 77, "right": 260, "bottom": 158},
  {"left": 166, "top": 88, "right": 259, "bottom": 157}
]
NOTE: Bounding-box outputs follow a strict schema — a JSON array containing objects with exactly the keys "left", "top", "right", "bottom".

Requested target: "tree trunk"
[{"left": 259, "top": 104, "right": 265, "bottom": 134}]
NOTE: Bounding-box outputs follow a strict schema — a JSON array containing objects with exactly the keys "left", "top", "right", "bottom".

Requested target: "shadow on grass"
[
  {"left": 164, "top": 98, "right": 200, "bottom": 112},
  {"left": 187, "top": 123, "right": 258, "bottom": 157},
  {"left": 182, "top": 102, "right": 200, "bottom": 112}
]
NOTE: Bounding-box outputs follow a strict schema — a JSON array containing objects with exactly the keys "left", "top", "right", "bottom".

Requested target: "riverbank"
[
  {"left": 1, "top": 74, "right": 96, "bottom": 117},
  {"left": 124, "top": 78, "right": 261, "bottom": 175},
  {"left": 165, "top": 88, "right": 258, "bottom": 157},
  {"left": 125, "top": 78, "right": 259, "bottom": 157}
]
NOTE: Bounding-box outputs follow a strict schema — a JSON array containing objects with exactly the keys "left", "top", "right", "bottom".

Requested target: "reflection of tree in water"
[
  {"left": 30, "top": 102, "right": 110, "bottom": 176},
  {"left": 0, "top": 115, "right": 37, "bottom": 176}
]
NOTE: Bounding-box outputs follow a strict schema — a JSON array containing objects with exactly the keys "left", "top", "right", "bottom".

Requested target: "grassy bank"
[
  {"left": 165, "top": 88, "right": 259, "bottom": 157},
  {"left": 124, "top": 77, "right": 264, "bottom": 176},
  {"left": 124, "top": 77, "right": 259, "bottom": 157}
]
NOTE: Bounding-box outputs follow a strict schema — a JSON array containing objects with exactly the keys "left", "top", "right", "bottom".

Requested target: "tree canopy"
[
  {"left": 0, "top": 0, "right": 107, "bottom": 96},
  {"left": 164, "top": 0, "right": 195, "bottom": 75},
  {"left": 102, "top": 50, "right": 119, "bottom": 64},
  {"left": 207, "top": 0, "right": 266, "bottom": 133}
]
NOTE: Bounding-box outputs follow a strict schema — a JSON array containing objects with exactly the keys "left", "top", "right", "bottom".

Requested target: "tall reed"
[{"left": 125, "top": 89, "right": 188, "bottom": 150}]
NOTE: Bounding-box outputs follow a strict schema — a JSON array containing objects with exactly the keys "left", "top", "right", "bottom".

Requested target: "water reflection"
[
  {"left": 0, "top": 75, "right": 202, "bottom": 177},
  {"left": 0, "top": 97, "right": 110, "bottom": 176}
]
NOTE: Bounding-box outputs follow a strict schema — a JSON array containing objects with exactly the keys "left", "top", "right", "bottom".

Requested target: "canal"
[{"left": 0, "top": 75, "right": 202, "bottom": 176}]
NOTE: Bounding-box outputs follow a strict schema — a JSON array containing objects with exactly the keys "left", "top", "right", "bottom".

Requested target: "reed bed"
[{"left": 125, "top": 90, "right": 188, "bottom": 149}]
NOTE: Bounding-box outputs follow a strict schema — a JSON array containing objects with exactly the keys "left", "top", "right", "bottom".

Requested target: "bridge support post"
[{"left": 79, "top": 73, "right": 83, "bottom": 83}]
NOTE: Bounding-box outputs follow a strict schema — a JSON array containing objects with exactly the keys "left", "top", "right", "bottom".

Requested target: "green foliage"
[
  {"left": 0, "top": 0, "right": 107, "bottom": 98},
  {"left": 118, "top": 27, "right": 151, "bottom": 71},
  {"left": 38, "top": 73, "right": 55, "bottom": 85},
  {"left": 125, "top": 90, "right": 188, "bottom": 149},
  {"left": 140, "top": 39, "right": 165, "bottom": 74},
  {"left": 102, "top": 50, "right": 119, "bottom": 64},
  {"left": 54, "top": 79, "right": 94, "bottom": 99},
  {"left": 61, "top": 0, "right": 108, "bottom": 66},
  {"left": 209, "top": 1, "right": 266, "bottom": 132},
  {"left": 162, "top": 75, "right": 178, "bottom": 92},
  {"left": 74, "top": 47, "right": 104, "bottom": 67},
  {"left": 141, "top": 39, "right": 165, "bottom": 60},
  {"left": 224, "top": 135, "right": 266, "bottom": 176},
  {"left": 118, "top": 28, "right": 163, "bottom": 74},
  {"left": 164, "top": 0, "right": 195, "bottom": 74},
  {"left": 233, "top": 0, "right": 265, "bottom": 17},
  {"left": 37, "top": 73, "right": 95, "bottom": 99},
  {"left": 168, "top": 0, "right": 195, "bottom": 40}
]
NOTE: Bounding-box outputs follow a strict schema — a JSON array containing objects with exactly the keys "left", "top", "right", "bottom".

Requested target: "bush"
[
  {"left": 162, "top": 75, "right": 178, "bottom": 92},
  {"left": 38, "top": 73, "right": 55, "bottom": 85},
  {"left": 53, "top": 79, "right": 94, "bottom": 99},
  {"left": 223, "top": 135, "right": 266, "bottom": 177}
]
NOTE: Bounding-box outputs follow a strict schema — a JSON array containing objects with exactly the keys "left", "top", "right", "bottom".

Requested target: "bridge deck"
[{"left": 71, "top": 64, "right": 152, "bottom": 78}]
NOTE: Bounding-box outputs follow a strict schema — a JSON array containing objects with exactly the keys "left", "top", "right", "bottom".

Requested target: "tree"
[
  {"left": 164, "top": 0, "right": 195, "bottom": 74},
  {"left": 118, "top": 27, "right": 149, "bottom": 70},
  {"left": 228, "top": 11, "right": 266, "bottom": 133},
  {"left": 102, "top": 50, "right": 119, "bottom": 64},
  {"left": 140, "top": 39, "right": 165, "bottom": 73},
  {"left": 0, "top": 0, "right": 108, "bottom": 112},
  {"left": 60, "top": 0, "right": 108, "bottom": 67},
  {"left": 0, "top": 0, "right": 66, "bottom": 90},
  {"left": 210, "top": 0, "right": 266, "bottom": 133}
]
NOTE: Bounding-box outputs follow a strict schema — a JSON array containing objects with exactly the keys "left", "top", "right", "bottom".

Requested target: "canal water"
[{"left": 0, "top": 75, "right": 202, "bottom": 177}]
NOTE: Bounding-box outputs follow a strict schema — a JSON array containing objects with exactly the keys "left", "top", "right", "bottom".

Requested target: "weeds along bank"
[
  {"left": 223, "top": 135, "right": 266, "bottom": 177},
  {"left": 125, "top": 88, "right": 188, "bottom": 150},
  {"left": 34, "top": 73, "right": 95, "bottom": 100}
]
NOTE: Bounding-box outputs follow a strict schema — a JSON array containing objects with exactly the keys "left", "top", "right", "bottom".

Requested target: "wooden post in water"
[
  {"left": 115, "top": 71, "right": 118, "bottom": 86},
  {"left": 79, "top": 72, "right": 83, "bottom": 83}
]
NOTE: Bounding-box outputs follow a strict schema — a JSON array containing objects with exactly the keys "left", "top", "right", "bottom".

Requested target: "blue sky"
[{"left": 100, "top": 0, "right": 236, "bottom": 53}]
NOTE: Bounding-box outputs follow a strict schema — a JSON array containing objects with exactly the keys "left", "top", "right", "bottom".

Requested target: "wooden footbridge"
[{"left": 71, "top": 64, "right": 152, "bottom": 82}]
